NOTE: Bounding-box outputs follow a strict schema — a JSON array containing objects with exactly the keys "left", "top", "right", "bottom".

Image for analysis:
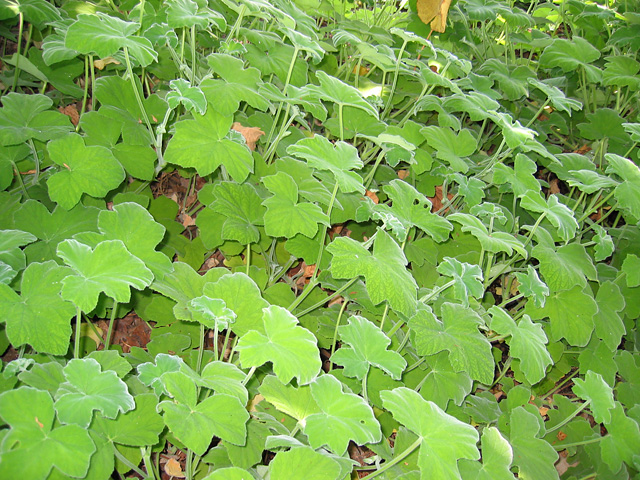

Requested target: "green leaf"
[
  {"left": 419, "top": 352, "right": 473, "bottom": 410},
  {"left": 524, "top": 286, "right": 597, "bottom": 347},
  {"left": 532, "top": 243, "right": 597, "bottom": 292},
  {"left": 622, "top": 254, "right": 640, "bottom": 287},
  {"left": 281, "top": 27, "right": 325, "bottom": 63},
  {"left": 605, "top": 153, "right": 640, "bottom": 219},
  {"left": 602, "top": 55, "right": 640, "bottom": 88},
  {"left": 521, "top": 192, "right": 578, "bottom": 242},
  {"left": 0, "top": 387, "right": 95, "bottom": 480},
  {"left": 199, "top": 361, "right": 248, "bottom": 405},
  {"left": 66, "top": 13, "right": 157, "bottom": 67},
  {"left": 236, "top": 305, "right": 321, "bottom": 385},
  {"left": 488, "top": 306, "right": 552, "bottom": 385},
  {"left": 57, "top": 239, "right": 154, "bottom": 312},
  {"left": 167, "top": 0, "right": 226, "bottom": 30},
  {"left": 202, "top": 272, "right": 270, "bottom": 337},
  {"left": 14, "top": 200, "right": 100, "bottom": 264},
  {"left": 601, "top": 402, "right": 640, "bottom": 472},
  {"left": 0, "top": 0, "right": 61, "bottom": 26},
  {"left": 304, "top": 374, "right": 381, "bottom": 455},
  {"left": 258, "top": 375, "right": 320, "bottom": 421},
  {"left": 304, "top": 70, "right": 378, "bottom": 118},
  {"left": 0, "top": 229, "right": 36, "bottom": 284},
  {"left": 263, "top": 172, "right": 330, "bottom": 239},
  {"left": 509, "top": 407, "right": 559, "bottom": 479},
  {"left": 409, "top": 303, "right": 494, "bottom": 385},
  {"left": 514, "top": 265, "right": 549, "bottom": 308},
  {"left": 91, "top": 393, "right": 164, "bottom": 447},
  {"left": 270, "top": 446, "right": 342, "bottom": 480},
  {"left": 421, "top": 126, "right": 476, "bottom": 173},
  {"left": 287, "top": 135, "right": 364, "bottom": 194},
  {"left": 0, "top": 93, "right": 72, "bottom": 146},
  {"left": 188, "top": 296, "right": 237, "bottom": 330},
  {"left": 0, "top": 261, "right": 75, "bottom": 355},
  {"left": 159, "top": 371, "right": 249, "bottom": 455},
  {"left": 331, "top": 315, "right": 406, "bottom": 380},
  {"left": 573, "top": 370, "right": 615, "bottom": 425},
  {"left": 492, "top": 154, "right": 540, "bottom": 198},
  {"left": 164, "top": 109, "right": 253, "bottom": 182},
  {"left": 327, "top": 230, "right": 417, "bottom": 316},
  {"left": 166, "top": 79, "right": 207, "bottom": 114},
  {"left": 207, "top": 182, "right": 265, "bottom": 245},
  {"left": 137, "top": 353, "right": 190, "bottom": 396},
  {"left": 539, "top": 36, "right": 601, "bottom": 82},
  {"left": 46, "top": 133, "right": 125, "bottom": 210},
  {"left": 478, "top": 59, "right": 532, "bottom": 100},
  {"left": 458, "top": 427, "right": 516, "bottom": 480},
  {"left": 527, "top": 78, "right": 582, "bottom": 115},
  {"left": 448, "top": 214, "right": 527, "bottom": 259},
  {"left": 55, "top": 358, "right": 135, "bottom": 428},
  {"left": 357, "top": 179, "right": 453, "bottom": 243},
  {"left": 593, "top": 281, "right": 626, "bottom": 351},
  {"left": 202, "top": 467, "right": 254, "bottom": 480},
  {"left": 436, "top": 257, "right": 485, "bottom": 307},
  {"left": 381, "top": 387, "right": 479, "bottom": 479}
]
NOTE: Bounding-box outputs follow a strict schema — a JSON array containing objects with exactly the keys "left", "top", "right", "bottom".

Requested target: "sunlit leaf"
[
  {"left": 436, "top": 257, "right": 484, "bottom": 307},
  {"left": 509, "top": 407, "right": 559, "bottom": 479},
  {"left": 166, "top": 79, "right": 207, "bottom": 114},
  {"left": 573, "top": 371, "right": 615, "bottom": 424},
  {"left": 458, "top": 427, "right": 516, "bottom": 480}
]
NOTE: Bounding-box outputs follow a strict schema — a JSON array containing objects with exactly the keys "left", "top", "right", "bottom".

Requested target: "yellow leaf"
[
  {"left": 416, "top": 0, "right": 452, "bottom": 33},
  {"left": 232, "top": 122, "right": 265, "bottom": 151},
  {"left": 93, "top": 57, "right": 120, "bottom": 70},
  {"left": 164, "top": 458, "right": 185, "bottom": 478},
  {"left": 430, "top": 0, "right": 451, "bottom": 32}
]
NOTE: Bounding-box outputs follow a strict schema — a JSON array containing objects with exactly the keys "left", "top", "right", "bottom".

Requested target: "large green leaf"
[
  {"left": 46, "top": 133, "right": 125, "bottom": 210},
  {"left": 539, "top": 36, "right": 601, "bottom": 82},
  {"left": 381, "top": 387, "right": 480, "bottom": 479},
  {"left": 488, "top": 307, "right": 552, "bottom": 384},
  {"left": 55, "top": 358, "right": 135, "bottom": 428},
  {"left": 449, "top": 214, "right": 527, "bottom": 259},
  {"left": 236, "top": 305, "right": 321, "bottom": 385},
  {"left": 492, "top": 154, "right": 540, "bottom": 198},
  {"left": 458, "top": 427, "right": 516, "bottom": 480},
  {"left": 57, "top": 239, "right": 154, "bottom": 312},
  {"left": 158, "top": 371, "right": 249, "bottom": 456},
  {"left": 605, "top": 153, "right": 640, "bottom": 219},
  {"left": 304, "top": 374, "right": 381, "bottom": 455},
  {"left": 331, "top": 315, "right": 406, "bottom": 380},
  {"left": 524, "top": 285, "right": 597, "bottom": 347},
  {"left": 600, "top": 403, "right": 640, "bottom": 472},
  {"left": 593, "top": 281, "right": 626, "bottom": 351},
  {"left": 509, "top": 407, "right": 559, "bottom": 479},
  {"left": 262, "top": 172, "right": 330, "bottom": 239},
  {"left": 258, "top": 374, "right": 320, "bottom": 421},
  {"left": 66, "top": 13, "right": 157, "bottom": 67},
  {"left": 326, "top": 229, "right": 418, "bottom": 316},
  {"left": 0, "top": 261, "right": 74, "bottom": 355},
  {"left": 287, "top": 135, "right": 365, "bottom": 194},
  {"left": 166, "top": 0, "right": 226, "bottom": 30},
  {"left": 532, "top": 243, "right": 597, "bottom": 292},
  {"left": 572, "top": 371, "right": 615, "bottom": 424},
  {"left": 418, "top": 352, "right": 473, "bottom": 410},
  {"left": 0, "top": 229, "right": 36, "bottom": 284},
  {"left": 270, "top": 446, "right": 342, "bottom": 480},
  {"left": 409, "top": 303, "right": 494, "bottom": 385},
  {"left": 304, "top": 70, "right": 378, "bottom": 118},
  {"left": 0, "top": 387, "right": 95, "bottom": 479},
  {"left": 0, "top": 0, "right": 61, "bottom": 26},
  {"left": 421, "top": 126, "right": 476, "bottom": 173},
  {"left": 521, "top": 192, "right": 578, "bottom": 242},
  {"left": 164, "top": 108, "right": 254, "bottom": 182},
  {"left": 0, "top": 93, "right": 72, "bottom": 146},
  {"left": 205, "top": 182, "right": 265, "bottom": 244}
]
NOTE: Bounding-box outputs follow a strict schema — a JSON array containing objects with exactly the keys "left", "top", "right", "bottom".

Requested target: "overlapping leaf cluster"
[{"left": 0, "top": 0, "right": 639, "bottom": 479}]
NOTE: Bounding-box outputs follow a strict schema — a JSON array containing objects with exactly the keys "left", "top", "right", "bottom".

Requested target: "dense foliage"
[{"left": 0, "top": 0, "right": 639, "bottom": 478}]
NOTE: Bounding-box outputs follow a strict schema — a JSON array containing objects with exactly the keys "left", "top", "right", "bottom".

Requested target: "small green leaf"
[
  {"left": 436, "top": 257, "right": 485, "bottom": 307},
  {"left": 327, "top": 230, "right": 418, "bottom": 316},
  {"left": 449, "top": 214, "right": 527, "bottom": 260},
  {"left": 593, "top": 281, "right": 626, "bottom": 351},
  {"left": 514, "top": 265, "right": 549, "bottom": 308},
  {"left": 458, "top": 427, "right": 516, "bottom": 480},
  {"left": 622, "top": 254, "right": 640, "bottom": 287},
  {"left": 605, "top": 153, "right": 640, "bottom": 219},
  {"left": 381, "top": 387, "right": 480, "bottom": 479},
  {"left": 207, "top": 182, "right": 265, "bottom": 245},
  {"left": 199, "top": 361, "right": 248, "bottom": 405},
  {"left": 236, "top": 305, "right": 321, "bottom": 385},
  {"left": 305, "top": 70, "right": 378, "bottom": 118},
  {"left": 270, "top": 446, "right": 342, "bottom": 480},
  {"left": 539, "top": 36, "right": 601, "bottom": 82},
  {"left": 0, "top": 386, "right": 95, "bottom": 480},
  {"left": 331, "top": 315, "right": 406, "bottom": 380},
  {"left": 0, "top": 261, "right": 75, "bottom": 355},
  {"left": 166, "top": 79, "right": 207, "bottom": 114},
  {"left": 259, "top": 375, "right": 320, "bottom": 421},
  {"left": 188, "top": 296, "right": 237, "bottom": 330},
  {"left": 601, "top": 403, "right": 640, "bottom": 472},
  {"left": 159, "top": 371, "right": 249, "bottom": 455},
  {"left": 602, "top": 55, "right": 640, "bottom": 88},
  {"left": 421, "top": 126, "right": 476, "bottom": 173},
  {"left": 287, "top": 135, "right": 365, "bottom": 194},
  {"left": 521, "top": 192, "right": 578, "bottom": 241},
  {"left": 572, "top": 371, "right": 615, "bottom": 424},
  {"left": 66, "top": 13, "right": 157, "bottom": 67},
  {"left": 419, "top": 352, "right": 473, "bottom": 410},
  {"left": 167, "top": 0, "right": 226, "bottom": 30},
  {"left": 164, "top": 109, "right": 253, "bottom": 182},
  {"left": 528, "top": 78, "right": 582, "bottom": 115},
  {"left": 263, "top": 172, "right": 330, "bottom": 239},
  {"left": 57, "top": 239, "right": 154, "bottom": 313},
  {"left": 55, "top": 358, "right": 135, "bottom": 428},
  {"left": 202, "top": 467, "right": 254, "bottom": 480},
  {"left": 0, "top": 229, "right": 36, "bottom": 284},
  {"left": 488, "top": 306, "right": 552, "bottom": 385},
  {"left": 509, "top": 407, "right": 559, "bottom": 479},
  {"left": 492, "top": 154, "right": 540, "bottom": 198},
  {"left": 409, "top": 303, "right": 494, "bottom": 385},
  {"left": 304, "top": 374, "right": 381, "bottom": 455},
  {"left": 46, "top": 133, "right": 125, "bottom": 210},
  {"left": 532, "top": 243, "right": 597, "bottom": 292}
]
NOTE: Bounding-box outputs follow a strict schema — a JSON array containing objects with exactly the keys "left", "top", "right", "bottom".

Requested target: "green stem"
[
  {"left": 405, "top": 356, "right": 426, "bottom": 373},
  {"left": 10, "top": 160, "right": 29, "bottom": 198},
  {"left": 185, "top": 450, "right": 193, "bottom": 480},
  {"left": 362, "top": 371, "right": 369, "bottom": 403},
  {"left": 114, "top": 446, "right": 149, "bottom": 479},
  {"left": 122, "top": 47, "right": 155, "bottom": 146},
  {"left": 308, "top": 181, "right": 340, "bottom": 286},
  {"left": 546, "top": 401, "right": 591, "bottom": 434},
  {"left": 264, "top": 46, "right": 300, "bottom": 149},
  {"left": 140, "top": 447, "right": 157, "bottom": 480},
  {"left": 525, "top": 99, "right": 550, "bottom": 129},
  {"left": 576, "top": 191, "right": 616, "bottom": 223},
  {"left": 226, "top": 4, "right": 247, "bottom": 42},
  {"left": 11, "top": 12, "right": 24, "bottom": 92},
  {"left": 419, "top": 279, "right": 455, "bottom": 304},
  {"left": 190, "top": 25, "right": 197, "bottom": 84},
  {"left": 328, "top": 300, "right": 349, "bottom": 372},
  {"left": 379, "top": 303, "right": 390, "bottom": 331},
  {"left": 242, "top": 366, "right": 257, "bottom": 386},
  {"left": 382, "top": 40, "right": 409, "bottom": 119},
  {"left": 197, "top": 323, "right": 205, "bottom": 373},
  {"left": 74, "top": 306, "right": 82, "bottom": 359},
  {"left": 293, "top": 278, "right": 359, "bottom": 316},
  {"left": 212, "top": 324, "right": 219, "bottom": 363},
  {"left": 246, "top": 244, "right": 251, "bottom": 275},
  {"left": 77, "top": 55, "right": 91, "bottom": 132},
  {"left": 552, "top": 436, "right": 603, "bottom": 450},
  {"left": 26, "top": 138, "right": 39, "bottom": 185},
  {"left": 360, "top": 437, "right": 423, "bottom": 480},
  {"left": 363, "top": 150, "right": 386, "bottom": 189},
  {"left": 222, "top": 327, "right": 232, "bottom": 361},
  {"left": 104, "top": 300, "right": 118, "bottom": 350}
]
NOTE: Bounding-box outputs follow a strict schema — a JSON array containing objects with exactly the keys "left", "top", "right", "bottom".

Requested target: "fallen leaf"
[
  {"left": 397, "top": 169, "right": 410, "bottom": 179},
  {"left": 181, "top": 213, "right": 195, "bottom": 227},
  {"left": 58, "top": 105, "right": 80, "bottom": 126},
  {"left": 416, "top": 0, "right": 452, "bottom": 33},
  {"left": 427, "top": 185, "right": 454, "bottom": 213},
  {"left": 539, "top": 406, "right": 549, "bottom": 416},
  {"left": 164, "top": 458, "right": 185, "bottom": 478},
  {"left": 549, "top": 178, "right": 561, "bottom": 194},
  {"left": 93, "top": 56, "right": 121, "bottom": 70},
  {"left": 232, "top": 122, "right": 265, "bottom": 151},
  {"left": 365, "top": 190, "right": 379, "bottom": 204}
]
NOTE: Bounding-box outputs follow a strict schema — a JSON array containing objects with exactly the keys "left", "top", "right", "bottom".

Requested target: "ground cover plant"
[{"left": 0, "top": 0, "right": 639, "bottom": 478}]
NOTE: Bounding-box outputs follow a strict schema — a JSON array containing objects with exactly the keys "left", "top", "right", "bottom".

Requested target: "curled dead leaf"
[
  {"left": 232, "top": 122, "right": 265, "bottom": 151},
  {"left": 164, "top": 457, "right": 185, "bottom": 478},
  {"left": 416, "top": 0, "right": 452, "bottom": 33},
  {"left": 93, "top": 56, "right": 120, "bottom": 70},
  {"left": 397, "top": 169, "right": 410, "bottom": 179},
  {"left": 58, "top": 105, "right": 80, "bottom": 126},
  {"left": 365, "top": 190, "right": 379, "bottom": 204}
]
